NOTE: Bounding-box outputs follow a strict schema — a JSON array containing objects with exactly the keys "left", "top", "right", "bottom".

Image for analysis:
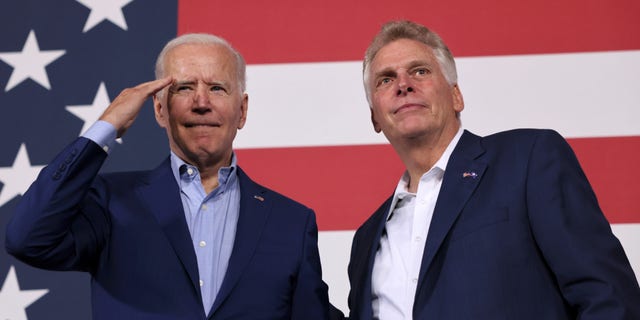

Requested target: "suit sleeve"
[
  {"left": 290, "top": 209, "right": 332, "bottom": 319},
  {"left": 5, "top": 137, "right": 110, "bottom": 272},
  {"left": 526, "top": 130, "right": 640, "bottom": 319}
]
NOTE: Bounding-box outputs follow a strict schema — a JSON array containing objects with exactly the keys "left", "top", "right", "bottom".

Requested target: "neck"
[
  {"left": 198, "top": 166, "right": 222, "bottom": 194},
  {"left": 176, "top": 150, "right": 233, "bottom": 194},
  {"left": 393, "top": 124, "right": 459, "bottom": 193}
]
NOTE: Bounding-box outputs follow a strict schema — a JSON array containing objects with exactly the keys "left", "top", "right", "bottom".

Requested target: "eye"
[
  {"left": 376, "top": 77, "right": 392, "bottom": 87},
  {"left": 414, "top": 68, "right": 430, "bottom": 76},
  {"left": 170, "top": 84, "right": 193, "bottom": 94},
  {"left": 209, "top": 85, "right": 230, "bottom": 95}
]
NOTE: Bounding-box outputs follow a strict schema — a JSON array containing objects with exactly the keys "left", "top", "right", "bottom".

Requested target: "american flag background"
[{"left": 0, "top": 0, "right": 639, "bottom": 318}]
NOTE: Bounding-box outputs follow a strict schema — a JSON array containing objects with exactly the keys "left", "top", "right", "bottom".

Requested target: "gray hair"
[
  {"left": 363, "top": 21, "right": 457, "bottom": 103},
  {"left": 155, "top": 33, "right": 247, "bottom": 93}
]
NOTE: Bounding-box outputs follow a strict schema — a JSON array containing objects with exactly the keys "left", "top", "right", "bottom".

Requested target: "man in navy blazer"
[
  {"left": 345, "top": 20, "right": 640, "bottom": 319},
  {"left": 6, "top": 33, "right": 330, "bottom": 319}
]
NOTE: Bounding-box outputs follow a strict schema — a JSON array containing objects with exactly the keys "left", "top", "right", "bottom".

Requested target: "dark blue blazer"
[
  {"left": 347, "top": 129, "right": 640, "bottom": 319},
  {"left": 6, "top": 137, "right": 330, "bottom": 319}
]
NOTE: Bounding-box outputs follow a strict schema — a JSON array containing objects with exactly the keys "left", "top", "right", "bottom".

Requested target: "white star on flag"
[
  {"left": 0, "top": 30, "right": 65, "bottom": 92},
  {"left": 66, "top": 82, "right": 123, "bottom": 144},
  {"left": 0, "top": 144, "right": 45, "bottom": 207},
  {"left": 0, "top": 266, "right": 49, "bottom": 320},
  {"left": 76, "top": 0, "right": 135, "bottom": 32}
]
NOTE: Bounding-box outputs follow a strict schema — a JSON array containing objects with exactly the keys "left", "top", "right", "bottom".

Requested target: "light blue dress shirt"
[
  {"left": 83, "top": 120, "right": 241, "bottom": 315},
  {"left": 169, "top": 151, "right": 240, "bottom": 315}
]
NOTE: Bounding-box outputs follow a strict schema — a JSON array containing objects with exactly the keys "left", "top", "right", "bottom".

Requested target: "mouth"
[
  {"left": 184, "top": 122, "right": 220, "bottom": 128},
  {"left": 394, "top": 103, "right": 426, "bottom": 114}
]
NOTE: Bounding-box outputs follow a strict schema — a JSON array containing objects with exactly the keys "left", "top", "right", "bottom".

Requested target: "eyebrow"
[
  {"left": 170, "top": 80, "right": 196, "bottom": 87},
  {"left": 174, "top": 79, "right": 229, "bottom": 86},
  {"left": 374, "top": 59, "right": 434, "bottom": 78}
]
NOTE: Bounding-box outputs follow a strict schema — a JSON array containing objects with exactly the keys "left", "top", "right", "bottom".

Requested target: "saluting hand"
[{"left": 99, "top": 77, "right": 173, "bottom": 138}]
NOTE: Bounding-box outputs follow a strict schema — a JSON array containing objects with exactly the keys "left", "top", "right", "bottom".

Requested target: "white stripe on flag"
[
  {"left": 611, "top": 223, "right": 640, "bottom": 285},
  {"left": 237, "top": 50, "right": 640, "bottom": 149}
]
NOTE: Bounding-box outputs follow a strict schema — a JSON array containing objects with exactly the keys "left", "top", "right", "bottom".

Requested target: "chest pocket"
[{"left": 449, "top": 206, "right": 509, "bottom": 241}]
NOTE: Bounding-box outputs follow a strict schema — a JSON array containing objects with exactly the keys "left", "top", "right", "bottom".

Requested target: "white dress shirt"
[{"left": 372, "top": 128, "right": 463, "bottom": 320}]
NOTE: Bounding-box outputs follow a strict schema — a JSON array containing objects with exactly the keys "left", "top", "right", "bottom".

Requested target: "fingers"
[
  {"left": 99, "top": 77, "right": 173, "bottom": 138},
  {"left": 140, "top": 76, "right": 173, "bottom": 97}
]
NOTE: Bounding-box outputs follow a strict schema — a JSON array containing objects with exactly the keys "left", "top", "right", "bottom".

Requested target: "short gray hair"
[
  {"left": 363, "top": 21, "right": 457, "bottom": 103},
  {"left": 155, "top": 33, "right": 247, "bottom": 93}
]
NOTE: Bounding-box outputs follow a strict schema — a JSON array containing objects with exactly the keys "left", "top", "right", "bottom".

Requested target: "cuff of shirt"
[{"left": 82, "top": 120, "right": 117, "bottom": 153}]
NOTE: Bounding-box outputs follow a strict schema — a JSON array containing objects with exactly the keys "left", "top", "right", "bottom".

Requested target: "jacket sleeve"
[
  {"left": 5, "top": 137, "right": 111, "bottom": 272},
  {"left": 526, "top": 130, "right": 640, "bottom": 319},
  {"left": 290, "top": 209, "right": 332, "bottom": 319}
]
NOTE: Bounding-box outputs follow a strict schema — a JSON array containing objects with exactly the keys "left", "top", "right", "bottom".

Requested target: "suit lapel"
[
  {"left": 416, "top": 130, "right": 486, "bottom": 293},
  {"left": 137, "top": 158, "right": 201, "bottom": 295},
  {"left": 353, "top": 197, "right": 393, "bottom": 319},
  {"left": 208, "top": 167, "right": 270, "bottom": 317}
]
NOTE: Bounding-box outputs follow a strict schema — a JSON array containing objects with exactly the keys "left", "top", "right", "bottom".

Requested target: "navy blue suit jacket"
[
  {"left": 347, "top": 129, "right": 640, "bottom": 319},
  {"left": 6, "top": 137, "right": 330, "bottom": 319}
]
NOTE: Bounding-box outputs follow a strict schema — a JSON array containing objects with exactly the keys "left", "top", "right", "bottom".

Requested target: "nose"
[
  {"left": 192, "top": 85, "right": 211, "bottom": 114},
  {"left": 397, "top": 86, "right": 414, "bottom": 96},
  {"left": 396, "top": 74, "right": 414, "bottom": 96},
  {"left": 193, "top": 85, "right": 210, "bottom": 104}
]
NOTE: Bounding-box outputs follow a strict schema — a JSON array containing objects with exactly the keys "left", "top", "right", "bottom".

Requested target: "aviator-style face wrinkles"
[
  {"left": 154, "top": 43, "right": 247, "bottom": 168},
  {"left": 368, "top": 38, "right": 463, "bottom": 144}
]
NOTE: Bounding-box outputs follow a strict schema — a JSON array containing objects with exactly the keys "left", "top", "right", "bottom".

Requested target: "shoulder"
[
  {"left": 481, "top": 128, "right": 563, "bottom": 144},
  {"left": 237, "top": 166, "right": 313, "bottom": 214},
  {"left": 99, "top": 170, "right": 149, "bottom": 184},
  {"left": 97, "top": 158, "right": 170, "bottom": 187},
  {"left": 473, "top": 128, "right": 569, "bottom": 155}
]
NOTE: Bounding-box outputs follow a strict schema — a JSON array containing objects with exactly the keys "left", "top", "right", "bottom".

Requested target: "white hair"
[{"left": 154, "top": 33, "right": 246, "bottom": 93}]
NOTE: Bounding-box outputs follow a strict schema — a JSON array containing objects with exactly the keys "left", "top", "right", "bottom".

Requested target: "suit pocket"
[{"left": 449, "top": 206, "right": 509, "bottom": 241}]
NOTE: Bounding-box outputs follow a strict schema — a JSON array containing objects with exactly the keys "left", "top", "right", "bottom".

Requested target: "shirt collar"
[
  {"left": 387, "top": 127, "right": 464, "bottom": 220},
  {"left": 170, "top": 151, "right": 238, "bottom": 190}
]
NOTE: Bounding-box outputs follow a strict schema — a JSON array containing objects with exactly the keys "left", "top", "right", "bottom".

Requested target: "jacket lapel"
[
  {"left": 137, "top": 158, "right": 201, "bottom": 296},
  {"left": 208, "top": 167, "right": 270, "bottom": 317},
  {"left": 353, "top": 197, "right": 393, "bottom": 319},
  {"left": 416, "top": 130, "right": 486, "bottom": 293}
]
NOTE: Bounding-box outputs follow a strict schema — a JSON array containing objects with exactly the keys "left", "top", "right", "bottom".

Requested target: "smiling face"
[
  {"left": 367, "top": 38, "right": 463, "bottom": 145},
  {"left": 153, "top": 43, "right": 247, "bottom": 168}
]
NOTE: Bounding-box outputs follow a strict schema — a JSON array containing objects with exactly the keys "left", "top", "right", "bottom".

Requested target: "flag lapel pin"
[{"left": 462, "top": 171, "right": 478, "bottom": 179}]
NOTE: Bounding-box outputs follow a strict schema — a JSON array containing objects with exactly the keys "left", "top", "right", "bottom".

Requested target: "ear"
[
  {"left": 452, "top": 84, "right": 464, "bottom": 113},
  {"left": 370, "top": 107, "right": 382, "bottom": 133},
  {"left": 153, "top": 94, "right": 167, "bottom": 128},
  {"left": 237, "top": 93, "right": 248, "bottom": 130}
]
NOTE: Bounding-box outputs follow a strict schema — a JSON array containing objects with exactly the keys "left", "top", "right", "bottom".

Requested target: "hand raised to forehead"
[{"left": 99, "top": 77, "right": 173, "bottom": 138}]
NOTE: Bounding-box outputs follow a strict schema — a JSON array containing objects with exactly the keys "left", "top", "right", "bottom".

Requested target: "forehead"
[
  {"left": 164, "top": 43, "right": 237, "bottom": 79},
  {"left": 370, "top": 38, "right": 436, "bottom": 72}
]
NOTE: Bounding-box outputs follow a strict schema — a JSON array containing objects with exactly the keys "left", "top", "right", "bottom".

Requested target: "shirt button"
[
  {"left": 414, "top": 237, "right": 422, "bottom": 242},
  {"left": 187, "top": 168, "right": 194, "bottom": 175},
  {"left": 199, "top": 280, "right": 204, "bottom": 287},
  {"left": 199, "top": 241, "right": 206, "bottom": 247},
  {"left": 102, "top": 145, "right": 109, "bottom": 152},
  {"left": 201, "top": 204, "right": 208, "bottom": 210},
  {"left": 412, "top": 278, "right": 418, "bottom": 283}
]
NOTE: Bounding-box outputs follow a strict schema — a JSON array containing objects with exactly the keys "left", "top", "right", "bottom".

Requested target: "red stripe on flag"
[
  {"left": 568, "top": 136, "right": 640, "bottom": 224},
  {"left": 237, "top": 136, "right": 640, "bottom": 231},
  {"left": 178, "top": 0, "right": 640, "bottom": 64},
  {"left": 236, "top": 145, "right": 404, "bottom": 230}
]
